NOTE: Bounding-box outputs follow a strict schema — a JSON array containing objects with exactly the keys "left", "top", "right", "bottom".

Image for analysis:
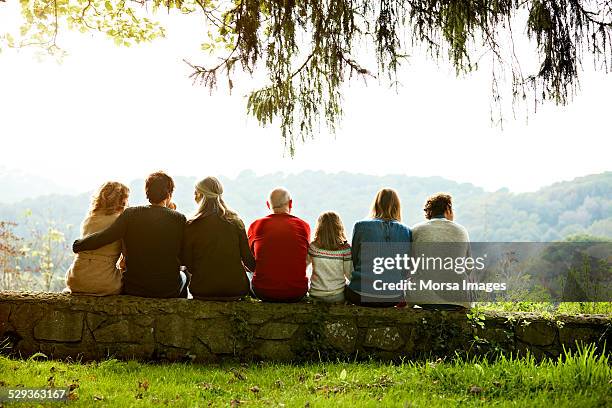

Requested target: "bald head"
[{"left": 267, "top": 188, "right": 292, "bottom": 214}]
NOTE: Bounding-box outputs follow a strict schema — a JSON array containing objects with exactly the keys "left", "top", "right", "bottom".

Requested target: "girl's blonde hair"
[
  {"left": 313, "top": 211, "right": 348, "bottom": 250},
  {"left": 369, "top": 188, "right": 402, "bottom": 221},
  {"left": 190, "top": 176, "right": 243, "bottom": 228},
  {"left": 90, "top": 182, "right": 130, "bottom": 216}
]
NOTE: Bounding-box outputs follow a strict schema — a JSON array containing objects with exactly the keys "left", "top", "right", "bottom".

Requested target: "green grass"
[
  {"left": 1, "top": 346, "right": 610, "bottom": 407},
  {"left": 476, "top": 302, "right": 612, "bottom": 315}
]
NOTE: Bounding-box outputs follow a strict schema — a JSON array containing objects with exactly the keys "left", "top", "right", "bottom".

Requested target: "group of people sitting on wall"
[{"left": 68, "top": 171, "right": 471, "bottom": 310}]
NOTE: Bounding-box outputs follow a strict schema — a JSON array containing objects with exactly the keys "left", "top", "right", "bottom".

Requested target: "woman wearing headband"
[{"left": 182, "top": 176, "right": 255, "bottom": 300}]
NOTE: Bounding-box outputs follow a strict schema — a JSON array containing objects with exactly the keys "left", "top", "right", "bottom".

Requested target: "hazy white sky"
[{"left": 0, "top": 4, "right": 610, "bottom": 194}]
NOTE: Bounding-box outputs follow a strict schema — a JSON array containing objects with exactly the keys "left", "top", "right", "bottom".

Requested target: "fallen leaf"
[
  {"left": 469, "top": 385, "right": 483, "bottom": 395},
  {"left": 138, "top": 380, "right": 150, "bottom": 391},
  {"left": 67, "top": 392, "right": 79, "bottom": 401},
  {"left": 93, "top": 395, "right": 104, "bottom": 401},
  {"left": 198, "top": 382, "right": 215, "bottom": 390},
  {"left": 230, "top": 368, "right": 246, "bottom": 381},
  {"left": 230, "top": 399, "right": 242, "bottom": 407},
  {"left": 250, "top": 386, "right": 260, "bottom": 393},
  {"left": 339, "top": 369, "right": 347, "bottom": 380},
  {"left": 274, "top": 379, "right": 284, "bottom": 388}
]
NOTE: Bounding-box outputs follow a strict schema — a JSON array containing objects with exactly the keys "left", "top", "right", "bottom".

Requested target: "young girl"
[
  {"left": 307, "top": 211, "right": 353, "bottom": 303},
  {"left": 65, "top": 181, "right": 129, "bottom": 296}
]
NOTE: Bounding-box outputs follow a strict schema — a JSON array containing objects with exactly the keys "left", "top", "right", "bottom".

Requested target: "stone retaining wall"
[{"left": 0, "top": 292, "right": 609, "bottom": 362}]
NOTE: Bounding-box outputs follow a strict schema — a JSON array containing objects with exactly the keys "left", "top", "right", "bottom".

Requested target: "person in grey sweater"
[{"left": 410, "top": 193, "right": 472, "bottom": 310}]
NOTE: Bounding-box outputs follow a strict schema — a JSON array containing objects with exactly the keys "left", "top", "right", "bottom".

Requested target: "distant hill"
[
  {"left": 0, "top": 167, "right": 76, "bottom": 203},
  {"left": 0, "top": 171, "right": 610, "bottom": 242}
]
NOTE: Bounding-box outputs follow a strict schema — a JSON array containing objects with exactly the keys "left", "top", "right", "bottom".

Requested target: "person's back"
[
  {"left": 73, "top": 172, "right": 188, "bottom": 298},
  {"left": 412, "top": 217, "right": 469, "bottom": 243},
  {"left": 248, "top": 188, "right": 310, "bottom": 302},
  {"left": 346, "top": 188, "right": 411, "bottom": 307},
  {"left": 348, "top": 218, "right": 411, "bottom": 297},
  {"left": 66, "top": 182, "right": 129, "bottom": 296},
  {"left": 121, "top": 205, "right": 186, "bottom": 297},
  {"left": 186, "top": 214, "right": 252, "bottom": 299},
  {"left": 183, "top": 177, "right": 255, "bottom": 300},
  {"left": 410, "top": 193, "right": 471, "bottom": 309}
]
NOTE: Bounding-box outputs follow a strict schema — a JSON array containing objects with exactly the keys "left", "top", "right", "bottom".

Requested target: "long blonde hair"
[
  {"left": 313, "top": 211, "right": 348, "bottom": 250},
  {"left": 190, "top": 176, "right": 243, "bottom": 227},
  {"left": 89, "top": 182, "right": 130, "bottom": 216},
  {"left": 369, "top": 188, "right": 402, "bottom": 221}
]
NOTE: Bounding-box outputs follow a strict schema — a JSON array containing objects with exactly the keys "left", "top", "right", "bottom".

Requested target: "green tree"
[{"left": 2, "top": 1, "right": 611, "bottom": 153}]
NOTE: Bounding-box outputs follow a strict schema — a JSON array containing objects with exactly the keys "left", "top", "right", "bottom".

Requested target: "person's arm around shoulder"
[{"left": 72, "top": 209, "right": 130, "bottom": 253}]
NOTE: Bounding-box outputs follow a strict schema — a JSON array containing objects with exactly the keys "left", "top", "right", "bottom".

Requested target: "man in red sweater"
[{"left": 248, "top": 187, "right": 310, "bottom": 302}]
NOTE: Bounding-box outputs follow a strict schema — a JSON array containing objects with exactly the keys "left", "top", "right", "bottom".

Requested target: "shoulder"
[
  {"left": 449, "top": 221, "right": 470, "bottom": 238},
  {"left": 165, "top": 207, "right": 187, "bottom": 223},
  {"left": 410, "top": 220, "right": 431, "bottom": 231},
  {"left": 354, "top": 218, "right": 378, "bottom": 230},
  {"left": 393, "top": 221, "right": 411, "bottom": 236},
  {"left": 292, "top": 215, "right": 310, "bottom": 229},
  {"left": 229, "top": 216, "right": 246, "bottom": 231}
]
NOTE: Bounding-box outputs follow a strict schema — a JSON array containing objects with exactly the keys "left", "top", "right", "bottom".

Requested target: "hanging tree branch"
[{"left": 3, "top": 0, "right": 612, "bottom": 154}]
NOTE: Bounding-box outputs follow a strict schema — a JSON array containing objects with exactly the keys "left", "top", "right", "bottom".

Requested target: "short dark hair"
[
  {"left": 424, "top": 193, "right": 452, "bottom": 220},
  {"left": 145, "top": 171, "right": 174, "bottom": 204}
]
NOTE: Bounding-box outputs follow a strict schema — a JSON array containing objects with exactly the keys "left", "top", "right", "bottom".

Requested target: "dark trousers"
[{"left": 344, "top": 286, "right": 402, "bottom": 308}]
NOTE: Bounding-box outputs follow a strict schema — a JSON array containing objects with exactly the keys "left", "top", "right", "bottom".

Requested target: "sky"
[{"left": 0, "top": 4, "right": 610, "bottom": 194}]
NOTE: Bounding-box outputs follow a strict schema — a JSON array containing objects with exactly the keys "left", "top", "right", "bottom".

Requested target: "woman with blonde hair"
[
  {"left": 65, "top": 181, "right": 129, "bottom": 295},
  {"left": 307, "top": 211, "right": 353, "bottom": 303},
  {"left": 346, "top": 188, "right": 411, "bottom": 307},
  {"left": 182, "top": 176, "right": 255, "bottom": 300}
]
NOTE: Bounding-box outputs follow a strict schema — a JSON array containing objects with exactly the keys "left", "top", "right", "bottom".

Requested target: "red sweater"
[{"left": 248, "top": 213, "right": 310, "bottom": 299}]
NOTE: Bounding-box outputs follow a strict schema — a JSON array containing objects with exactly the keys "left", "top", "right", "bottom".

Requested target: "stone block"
[
  {"left": 155, "top": 314, "right": 193, "bottom": 349},
  {"left": 93, "top": 320, "right": 152, "bottom": 343},
  {"left": 86, "top": 313, "right": 107, "bottom": 331},
  {"left": 33, "top": 310, "right": 84, "bottom": 342},
  {"left": 516, "top": 321, "right": 556, "bottom": 347},
  {"left": 256, "top": 322, "right": 299, "bottom": 340},
  {"left": 324, "top": 319, "right": 358, "bottom": 353},
  {"left": 559, "top": 326, "right": 603, "bottom": 348},
  {"left": 10, "top": 303, "right": 45, "bottom": 333},
  {"left": 0, "top": 303, "right": 11, "bottom": 334},
  {"left": 196, "top": 318, "right": 235, "bottom": 354},
  {"left": 364, "top": 327, "right": 404, "bottom": 351}
]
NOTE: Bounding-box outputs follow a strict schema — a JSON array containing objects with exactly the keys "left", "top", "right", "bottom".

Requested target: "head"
[
  {"left": 267, "top": 187, "right": 292, "bottom": 214},
  {"left": 369, "top": 188, "right": 402, "bottom": 221},
  {"left": 424, "top": 193, "right": 454, "bottom": 221},
  {"left": 145, "top": 171, "right": 174, "bottom": 206},
  {"left": 313, "top": 211, "right": 348, "bottom": 250},
  {"left": 191, "top": 176, "right": 242, "bottom": 226},
  {"left": 89, "top": 182, "right": 130, "bottom": 216}
]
